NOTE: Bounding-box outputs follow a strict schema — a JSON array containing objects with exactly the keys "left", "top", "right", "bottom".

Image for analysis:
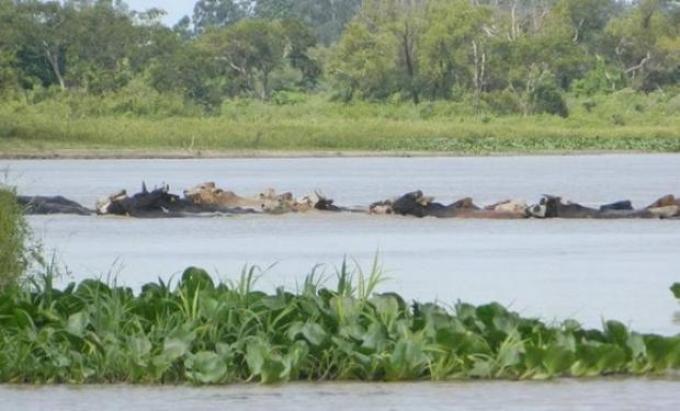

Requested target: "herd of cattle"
[{"left": 16, "top": 181, "right": 680, "bottom": 220}]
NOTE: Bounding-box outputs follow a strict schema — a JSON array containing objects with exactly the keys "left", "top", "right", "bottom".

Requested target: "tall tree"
[
  {"left": 334, "top": 0, "right": 426, "bottom": 104},
  {"left": 329, "top": 20, "right": 397, "bottom": 100},
  {"left": 65, "top": 1, "right": 145, "bottom": 92},
  {"left": 15, "top": 1, "right": 75, "bottom": 90},
  {"left": 279, "top": 19, "right": 321, "bottom": 87},
  {"left": 253, "top": 0, "right": 362, "bottom": 44},
  {"left": 192, "top": 0, "right": 249, "bottom": 33},
  {"left": 0, "top": 0, "right": 21, "bottom": 90},
  {"left": 199, "top": 20, "right": 289, "bottom": 99},
  {"left": 420, "top": 0, "right": 492, "bottom": 103},
  {"left": 607, "top": 0, "right": 680, "bottom": 90}
]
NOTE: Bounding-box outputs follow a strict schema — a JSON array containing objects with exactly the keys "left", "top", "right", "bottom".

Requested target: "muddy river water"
[
  {"left": 1, "top": 154, "right": 679, "bottom": 409},
  {"left": 1, "top": 379, "right": 679, "bottom": 411}
]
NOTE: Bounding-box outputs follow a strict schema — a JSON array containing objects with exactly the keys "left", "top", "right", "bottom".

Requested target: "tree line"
[{"left": 0, "top": 0, "right": 679, "bottom": 116}]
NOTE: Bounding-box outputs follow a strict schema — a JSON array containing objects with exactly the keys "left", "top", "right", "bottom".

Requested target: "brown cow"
[
  {"left": 646, "top": 195, "right": 680, "bottom": 218},
  {"left": 183, "top": 182, "right": 341, "bottom": 213}
]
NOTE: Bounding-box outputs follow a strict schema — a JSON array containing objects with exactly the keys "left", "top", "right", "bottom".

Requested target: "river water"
[
  {"left": 1, "top": 155, "right": 679, "bottom": 409},
  {"left": 1, "top": 379, "right": 679, "bottom": 411}
]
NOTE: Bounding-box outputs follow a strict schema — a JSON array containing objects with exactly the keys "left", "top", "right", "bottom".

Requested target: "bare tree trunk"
[
  {"left": 523, "top": 64, "right": 538, "bottom": 116},
  {"left": 531, "top": 2, "right": 550, "bottom": 33},
  {"left": 402, "top": 24, "right": 419, "bottom": 105},
  {"left": 625, "top": 51, "right": 651, "bottom": 81},
  {"left": 481, "top": 47, "right": 486, "bottom": 93},
  {"left": 261, "top": 71, "right": 270, "bottom": 101},
  {"left": 510, "top": 2, "right": 518, "bottom": 41},
  {"left": 573, "top": 19, "right": 585, "bottom": 43},
  {"left": 43, "top": 44, "right": 65, "bottom": 90},
  {"left": 472, "top": 40, "right": 481, "bottom": 114},
  {"left": 329, "top": 0, "right": 337, "bottom": 27}
]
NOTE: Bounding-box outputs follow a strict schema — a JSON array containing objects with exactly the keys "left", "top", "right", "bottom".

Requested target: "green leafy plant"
[
  {"left": 530, "top": 83, "right": 569, "bottom": 118},
  {"left": 1, "top": 263, "right": 679, "bottom": 385},
  {"left": 0, "top": 187, "right": 29, "bottom": 289}
]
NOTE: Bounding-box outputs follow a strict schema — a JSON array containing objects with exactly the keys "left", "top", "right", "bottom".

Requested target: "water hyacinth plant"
[{"left": 0, "top": 265, "right": 679, "bottom": 385}]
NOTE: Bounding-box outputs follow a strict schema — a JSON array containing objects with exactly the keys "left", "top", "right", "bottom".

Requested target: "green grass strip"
[{"left": 3, "top": 92, "right": 680, "bottom": 155}]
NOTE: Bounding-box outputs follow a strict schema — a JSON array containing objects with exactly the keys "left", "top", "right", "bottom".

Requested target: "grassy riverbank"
[
  {"left": 3, "top": 92, "right": 680, "bottom": 157},
  {"left": 1, "top": 265, "right": 679, "bottom": 384}
]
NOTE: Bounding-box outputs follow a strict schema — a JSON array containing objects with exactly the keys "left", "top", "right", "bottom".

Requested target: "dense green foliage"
[
  {"left": 190, "top": 0, "right": 361, "bottom": 44},
  {"left": 1, "top": 1, "right": 679, "bottom": 108},
  {"left": 327, "top": 0, "right": 680, "bottom": 112},
  {"left": 0, "top": 187, "right": 28, "bottom": 289},
  {"left": 0, "top": 0, "right": 329, "bottom": 107},
  {"left": 0, "top": 265, "right": 679, "bottom": 384},
  {"left": 0, "top": 1, "right": 679, "bottom": 153}
]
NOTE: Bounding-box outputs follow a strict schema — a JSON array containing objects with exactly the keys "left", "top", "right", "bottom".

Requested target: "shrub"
[
  {"left": 483, "top": 90, "right": 523, "bottom": 115},
  {"left": 271, "top": 91, "right": 307, "bottom": 106},
  {"left": 0, "top": 188, "right": 28, "bottom": 289},
  {"left": 582, "top": 100, "right": 597, "bottom": 113},
  {"left": 269, "top": 65, "right": 305, "bottom": 94},
  {"left": 665, "top": 94, "right": 680, "bottom": 115},
  {"left": 530, "top": 83, "right": 569, "bottom": 118},
  {"left": 571, "top": 57, "right": 624, "bottom": 96},
  {"left": 611, "top": 113, "right": 626, "bottom": 126}
]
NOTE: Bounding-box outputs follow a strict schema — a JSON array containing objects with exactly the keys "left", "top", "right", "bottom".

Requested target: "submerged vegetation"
[{"left": 1, "top": 264, "right": 679, "bottom": 384}]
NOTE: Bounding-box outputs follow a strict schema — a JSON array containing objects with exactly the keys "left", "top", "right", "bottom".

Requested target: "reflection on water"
[{"left": 2, "top": 379, "right": 680, "bottom": 411}]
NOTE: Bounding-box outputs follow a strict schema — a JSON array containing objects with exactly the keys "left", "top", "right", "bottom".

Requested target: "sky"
[{"left": 126, "top": 0, "right": 193, "bottom": 26}]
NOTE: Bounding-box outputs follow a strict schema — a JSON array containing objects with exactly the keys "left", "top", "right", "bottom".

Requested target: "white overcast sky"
[{"left": 127, "top": 0, "right": 193, "bottom": 25}]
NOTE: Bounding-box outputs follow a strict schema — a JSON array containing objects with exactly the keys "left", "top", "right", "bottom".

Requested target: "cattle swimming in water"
[
  {"left": 95, "top": 183, "right": 255, "bottom": 218},
  {"left": 14, "top": 184, "right": 680, "bottom": 220},
  {"left": 370, "top": 191, "right": 528, "bottom": 219},
  {"left": 526, "top": 195, "right": 679, "bottom": 219},
  {"left": 17, "top": 196, "right": 92, "bottom": 216},
  {"left": 183, "top": 182, "right": 345, "bottom": 214}
]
